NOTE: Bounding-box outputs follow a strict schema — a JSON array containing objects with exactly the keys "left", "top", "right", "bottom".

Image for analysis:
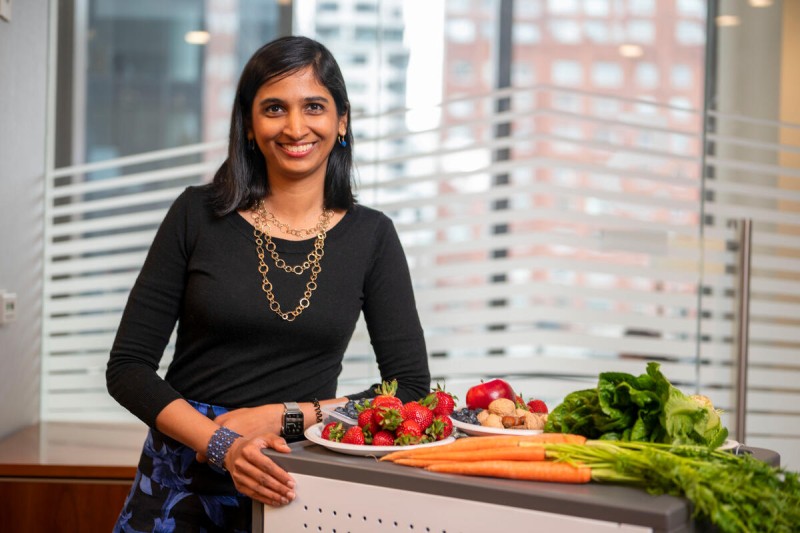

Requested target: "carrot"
[
  {"left": 391, "top": 446, "right": 547, "bottom": 467},
  {"left": 425, "top": 460, "right": 592, "bottom": 483},
  {"left": 519, "top": 433, "right": 587, "bottom": 445},
  {"left": 393, "top": 458, "right": 457, "bottom": 467},
  {"left": 381, "top": 434, "right": 551, "bottom": 462},
  {"left": 396, "top": 445, "right": 547, "bottom": 464},
  {"left": 380, "top": 434, "right": 585, "bottom": 462}
]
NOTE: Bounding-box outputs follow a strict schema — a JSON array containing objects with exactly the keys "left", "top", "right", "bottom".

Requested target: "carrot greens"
[{"left": 543, "top": 441, "right": 800, "bottom": 533}]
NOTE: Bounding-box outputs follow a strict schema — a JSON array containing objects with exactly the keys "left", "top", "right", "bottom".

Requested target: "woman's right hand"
[{"left": 225, "top": 433, "right": 296, "bottom": 506}]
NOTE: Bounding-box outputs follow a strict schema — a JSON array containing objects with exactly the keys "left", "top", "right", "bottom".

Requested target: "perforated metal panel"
[{"left": 258, "top": 474, "right": 652, "bottom": 533}]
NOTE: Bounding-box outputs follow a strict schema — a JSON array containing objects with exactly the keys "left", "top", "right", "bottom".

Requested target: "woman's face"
[{"left": 249, "top": 66, "right": 347, "bottom": 186}]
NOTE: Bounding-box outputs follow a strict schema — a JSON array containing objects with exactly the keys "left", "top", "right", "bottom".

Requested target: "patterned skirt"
[{"left": 113, "top": 400, "right": 252, "bottom": 533}]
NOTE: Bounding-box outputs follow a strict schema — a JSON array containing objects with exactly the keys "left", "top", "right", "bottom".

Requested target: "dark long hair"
[{"left": 210, "top": 36, "right": 355, "bottom": 216}]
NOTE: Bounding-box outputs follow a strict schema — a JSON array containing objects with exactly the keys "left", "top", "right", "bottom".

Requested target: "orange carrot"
[
  {"left": 392, "top": 446, "right": 547, "bottom": 464},
  {"left": 519, "top": 433, "right": 587, "bottom": 445},
  {"left": 393, "top": 458, "right": 457, "bottom": 467},
  {"left": 380, "top": 434, "right": 585, "bottom": 462},
  {"left": 425, "top": 460, "right": 592, "bottom": 483}
]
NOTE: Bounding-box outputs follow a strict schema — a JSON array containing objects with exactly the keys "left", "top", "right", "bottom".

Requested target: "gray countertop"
[{"left": 261, "top": 441, "right": 778, "bottom": 533}]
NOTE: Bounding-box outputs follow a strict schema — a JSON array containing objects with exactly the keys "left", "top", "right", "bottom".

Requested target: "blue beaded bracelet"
[{"left": 207, "top": 426, "right": 242, "bottom": 473}]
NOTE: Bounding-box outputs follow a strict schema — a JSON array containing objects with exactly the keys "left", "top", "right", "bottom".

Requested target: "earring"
[
  {"left": 248, "top": 139, "right": 255, "bottom": 151},
  {"left": 338, "top": 135, "right": 347, "bottom": 148}
]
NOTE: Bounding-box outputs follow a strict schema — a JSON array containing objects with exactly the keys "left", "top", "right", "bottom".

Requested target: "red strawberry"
[
  {"left": 341, "top": 426, "right": 366, "bottom": 445},
  {"left": 358, "top": 408, "right": 379, "bottom": 435},
  {"left": 371, "top": 430, "right": 395, "bottom": 446},
  {"left": 425, "top": 414, "right": 453, "bottom": 441},
  {"left": 429, "top": 383, "right": 457, "bottom": 417},
  {"left": 527, "top": 399, "right": 548, "bottom": 414},
  {"left": 394, "top": 419, "right": 425, "bottom": 445},
  {"left": 321, "top": 422, "right": 345, "bottom": 442},
  {"left": 403, "top": 401, "right": 434, "bottom": 431},
  {"left": 373, "top": 407, "right": 403, "bottom": 432},
  {"left": 372, "top": 380, "right": 404, "bottom": 411}
]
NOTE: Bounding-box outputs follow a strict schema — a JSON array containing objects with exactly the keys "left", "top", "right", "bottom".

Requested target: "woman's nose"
[{"left": 284, "top": 110, "right": 308, "bottom": 139}]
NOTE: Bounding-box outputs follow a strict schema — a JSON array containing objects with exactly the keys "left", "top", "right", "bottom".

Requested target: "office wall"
[{"left": 0, "top": 1, "right": 48, "bottom": 437}]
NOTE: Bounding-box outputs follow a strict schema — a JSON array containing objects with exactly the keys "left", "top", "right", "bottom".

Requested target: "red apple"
[{"left": 465, "top": 379, "right": 516, "bottom": 410}]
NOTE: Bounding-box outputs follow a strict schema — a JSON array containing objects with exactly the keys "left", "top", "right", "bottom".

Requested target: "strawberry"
[
  {"left": 527, "top": 399, "right": 548, "bottom": 414},
  {"left": 373, "top": 407, "right": 403, "bottom": 431},
  {"left": 341, "top": 426, "right": 366, "bottom": 445},
  {"left": 403, "top": 401, "right": 434, "bottom": 431},
  {"left": 394, "top": 419, "right": 425, "bottom": 445},
  {"left": 358, "top": 408, "right": 379, "bottom": 435},
  {"left": 425, "top": 414, "right": 453, "bottom": 441},
  {"left": 372, "top": 380, "right": 403, "bottom": 411},
  {"left": 429, "top": 383, "right": 457, "bottom": 417},
  {"left": 321, "top": 422, "right": 345, "bottom": 442},
  {"left": 371, "top": 430, "right": 395, "bottom": 446}
]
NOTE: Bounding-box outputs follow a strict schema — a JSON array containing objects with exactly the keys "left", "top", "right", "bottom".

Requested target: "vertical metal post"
[{"left": 735, "top": 219, "right": 752, "bottom": 443}]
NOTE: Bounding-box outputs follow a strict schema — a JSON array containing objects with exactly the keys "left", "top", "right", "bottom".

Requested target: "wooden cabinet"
[{"left": 0, "top": 422, "right": 146, "bottom": 533}]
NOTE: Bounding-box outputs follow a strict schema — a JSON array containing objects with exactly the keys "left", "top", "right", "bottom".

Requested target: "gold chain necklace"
[{"left": 251, "top": 201, "right": 333, "bottom": 321}]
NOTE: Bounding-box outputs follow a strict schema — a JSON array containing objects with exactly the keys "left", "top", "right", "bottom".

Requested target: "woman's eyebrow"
[{"left": 257, "top": 96, "right": 330, "bottom": 106}]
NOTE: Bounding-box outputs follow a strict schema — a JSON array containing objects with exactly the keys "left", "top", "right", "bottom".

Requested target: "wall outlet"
[
  {"left": 0, "top": 291, "right": 17, "bottom": 324},
  {"left": 0, "top": 0, "right": 11, "bottom": 22}
]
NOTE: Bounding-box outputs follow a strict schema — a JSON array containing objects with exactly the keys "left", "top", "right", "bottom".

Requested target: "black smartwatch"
[{"left": 281, "top": 401, "right": 304, "bottom": 440}]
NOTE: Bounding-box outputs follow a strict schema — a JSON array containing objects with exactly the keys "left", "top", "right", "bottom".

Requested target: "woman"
[{"left": 107, "top": 36, "right": 431, "bottom": 532}]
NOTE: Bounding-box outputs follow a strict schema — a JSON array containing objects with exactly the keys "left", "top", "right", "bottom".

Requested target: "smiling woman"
[{"left": 105, "top": 36, "right": 431, "bottom": 532}]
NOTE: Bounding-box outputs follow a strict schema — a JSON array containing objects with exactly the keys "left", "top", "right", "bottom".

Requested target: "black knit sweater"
[{"left": 106, "top": 185, "right": 431, "bottom": 427}]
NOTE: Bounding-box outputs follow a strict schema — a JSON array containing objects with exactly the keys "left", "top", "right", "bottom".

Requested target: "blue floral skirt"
[{"left": 113, "top": 400, "right": 252, "bottom": 533}]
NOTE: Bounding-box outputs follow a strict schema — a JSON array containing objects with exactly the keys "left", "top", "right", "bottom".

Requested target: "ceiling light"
[
  {"left": 748, "top": 0, "right": 773, "bottom": 7},
  {"left": 185, "top": 31, "right": 210, "bottom": 45},
  {"left": 716, "top": 15, "right": 741, "bottom": 27},
  {"left": 618, "top": 44, "right": 644, "bottom": 58}
]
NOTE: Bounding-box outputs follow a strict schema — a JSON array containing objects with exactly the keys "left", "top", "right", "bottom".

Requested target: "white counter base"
[{"left": 261, "top": 473, "right": 652, "bottom": 533}]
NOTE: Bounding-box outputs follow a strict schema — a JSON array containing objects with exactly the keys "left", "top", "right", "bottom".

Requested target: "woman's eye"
[
  {"left": 307, "top": 103, "right": 324, "bottom": 112},
  {"left": 265, "top": 105, "right": 283, "bottom": 114}
]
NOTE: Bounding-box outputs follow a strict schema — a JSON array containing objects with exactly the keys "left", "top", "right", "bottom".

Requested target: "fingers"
[{"left": 227, "top": 436, "right": 297, "bottom": 507}]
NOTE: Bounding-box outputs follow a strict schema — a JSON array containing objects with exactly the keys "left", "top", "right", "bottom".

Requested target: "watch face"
[{"left": 283, "top": 411, "right": 304, "bottom": 437}]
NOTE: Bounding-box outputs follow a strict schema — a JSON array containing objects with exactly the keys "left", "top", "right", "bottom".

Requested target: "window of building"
[
  {"left": 627, "top": 20, "right": 654, "bottom": 43},
  {"left": 355, "top": 26, "right": 378, "bottom": 41},
  {"left": 584, "top": 0, "right": 610, "bottom": 16},
  {"left": 592, "top": 62, "right": 623, "bottom": 88},
  {"left": 513, "top": 23, "right": 541, "bottom": 44},
  {"left": 552, "top": 60, "right": 584, "bottom": 86},
  {"left": 550, "top": 20, "right": 582, "bottom": 44},
  {"left": 355, "top": 2, "right": 377, "bottom": 13},
  {"left": 676, "top": 20, "right": 705, "bottom": 45},
  {"left": 446, "top": 19, "right": 477, "bottom": 43},
  {"left": 671, "top": 64, "right": 693, "bottom": 88},
  {"left": 548, "top": 0, "right": 579, "bottom": 15},
  {"left": 635, "top": 62, "right": 659, "bottom": 87},
  {"left": 628, "top": 0, "right": 655, "bottom": 16},
  {"left": 584, "top": 21, "right": 609, "bottom": 43}
]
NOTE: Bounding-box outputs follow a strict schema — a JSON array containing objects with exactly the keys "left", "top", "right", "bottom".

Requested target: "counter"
[
  {"left": 0, "top": 422, "right": 147, "bottom": 532},
  {"left": 257, "top": 440, "right": 779, "bottom": 533}
]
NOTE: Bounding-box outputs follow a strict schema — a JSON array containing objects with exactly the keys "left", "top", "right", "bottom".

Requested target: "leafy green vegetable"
[
  {"left": 544, "top": 362, "right": 728, "bottom": 447},
  {"left": 543, "top": 440, "right": 800, "bottom": 533}
]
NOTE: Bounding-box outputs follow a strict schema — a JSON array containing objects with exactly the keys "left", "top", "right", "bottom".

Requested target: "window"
[
  {"left": 635, "top": 62, "right": 659, "bottom": 88},
  {"left": 514, "top": 23, "right": 541, "bottom": 44},
  {"left": 446, "top": 19, "right": 477, "bottom": 43},
  {"left": 627, "top": 20, "right": 654, "bottom": 43},
  {"left": 584, "top": 21, "right": 609, "bottom": 43},
  {"left": 552, "top": 60, "right": 584, "bottom": 86},
  {"left": 592, "top": 62, "right": 623, "bottom": 88},
  {"left": 676, "top": 21, "right": 705, "bottom": 45},
  {"left": 548, "top": 0, "right": 579, "bottom": 15},
  {"left": 628, "top": 0, "right": 655, "bottom": 15},
  {"left": 355, "top": 3, "right": 377, "bottom": 13},
  {"left": 550, "top": 20, "right": 582, "bottom": 44},
  {"left": 584, "top": 0, "right": 610, "bottom": 16},
  {"left": 671, "top": 64, "right": 693, "bottom": 88},
  {"left": 355, "top": 27, "right": 378, "bottom": 41}
]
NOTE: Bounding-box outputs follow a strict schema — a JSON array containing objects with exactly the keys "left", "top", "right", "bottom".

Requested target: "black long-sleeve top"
[{"left": 106, "top": 185, "right": 431, "bottom": 428}]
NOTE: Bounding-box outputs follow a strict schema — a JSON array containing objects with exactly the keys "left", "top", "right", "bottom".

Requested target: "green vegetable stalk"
[
  {"left": 545, "top": 362, "right": 728, "bottom": 447},
  {"left": 543, "top": 440, "right": 800, "bottom": 533}
]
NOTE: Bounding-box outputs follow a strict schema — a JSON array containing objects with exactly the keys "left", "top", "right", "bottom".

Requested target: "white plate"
[
  {"left": 304, "top": 422, "right": 456, "bottom": 457},
  {"left": 717, "top": 439, "right": 741, "bottom": 451},
  {"left": 450, "top": 417, "right": 544, "bottom": 437}
]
